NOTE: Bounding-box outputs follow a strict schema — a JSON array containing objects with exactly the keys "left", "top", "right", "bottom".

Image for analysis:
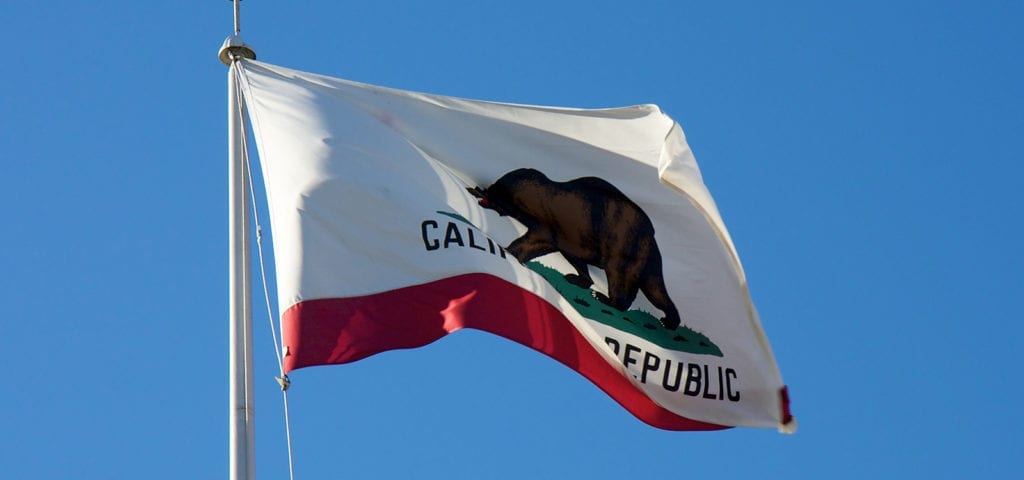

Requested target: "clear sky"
[{"left": 2, "top": 1, "right": 1021, "bottom": 479}]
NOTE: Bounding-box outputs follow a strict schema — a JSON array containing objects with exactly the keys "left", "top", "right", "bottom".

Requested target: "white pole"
[
  {"left": 222, "top": 0, "right": 258, "bottom": 476},
  {"left": 228, "top": 61, "right": 255, "bottom": 480},
  {"left": 223, "top": 31, "right": 257, "bottom": 479}
]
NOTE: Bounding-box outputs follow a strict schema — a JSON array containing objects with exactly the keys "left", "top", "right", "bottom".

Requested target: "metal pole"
[
  {"left": 228, "top": 59, "right": 256, "bottom": 480},
  {"left": 233, "top": 0, "right": 241, "bottom": 35},
  {"left": 223, "top": 1, "right": 257, "bottom": 477}
]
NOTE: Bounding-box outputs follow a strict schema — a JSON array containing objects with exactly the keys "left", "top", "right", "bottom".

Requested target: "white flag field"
[{"left": 236, "top": 59, "right": 794, "bottom": 431}]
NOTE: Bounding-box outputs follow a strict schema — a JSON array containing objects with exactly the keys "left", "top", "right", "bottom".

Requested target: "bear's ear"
[{"left": 467, "top": 186, "right": 486, "bottom": 199}]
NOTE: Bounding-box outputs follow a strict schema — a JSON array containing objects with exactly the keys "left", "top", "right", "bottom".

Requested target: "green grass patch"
[{"left": 525, "top": 261, "right": 722, "bottom": 357}]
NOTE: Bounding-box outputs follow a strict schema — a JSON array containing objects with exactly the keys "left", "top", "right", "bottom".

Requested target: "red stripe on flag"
[
  {"left": 779, "top": 386, "right": 794, "bottom": 426},
  {"left": 281, "top": 273, "right": 728, "bottom": 431}
]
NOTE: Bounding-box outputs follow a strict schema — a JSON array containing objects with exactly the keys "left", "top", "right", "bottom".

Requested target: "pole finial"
[
  {"left": 219, "top": 35, "right": 256, "bottom": 66},
  {"left": 219, "top": 0, "right": 255, "bottom": 66}
]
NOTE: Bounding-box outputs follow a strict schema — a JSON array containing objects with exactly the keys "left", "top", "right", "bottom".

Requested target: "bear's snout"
[{"left": 467, "top": 186, "right": 492, "bottom": 208}]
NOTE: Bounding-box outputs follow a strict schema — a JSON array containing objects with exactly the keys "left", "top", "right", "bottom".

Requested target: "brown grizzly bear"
[{"left": 468, "top": 168, "right": 681, "bottom": 330}]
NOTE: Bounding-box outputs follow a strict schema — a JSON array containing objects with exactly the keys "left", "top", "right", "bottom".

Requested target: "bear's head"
[
  {"left": 469, "top": 168, "right": 549, "bottom": 220},
  {"left": 467, "top": 184, "right": 514, "bottom": 217}
]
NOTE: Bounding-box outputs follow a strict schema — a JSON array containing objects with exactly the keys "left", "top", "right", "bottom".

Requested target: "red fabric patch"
[
  {"left": 282, "top": 273, "right": 727, "bottom": 431},
  {"left": 779, "top": 386, "right": 794, "bottom": 427}
]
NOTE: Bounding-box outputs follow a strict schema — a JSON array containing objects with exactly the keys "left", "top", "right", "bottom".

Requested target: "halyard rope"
[{"left": 232, "top": 55, "right": 297, "bottom": 480}]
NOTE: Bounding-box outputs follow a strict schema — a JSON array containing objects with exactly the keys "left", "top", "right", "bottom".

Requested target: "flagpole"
[
  {"left": 221, "top": 1, "right": 257, "bottom": 476},
  {"left": 228, "top": 62, "right": 254, "bottom": 480}
]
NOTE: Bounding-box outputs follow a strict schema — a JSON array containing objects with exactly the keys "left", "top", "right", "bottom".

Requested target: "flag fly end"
[{"left": 778, "top": 386, "right": 797, "bottom": 434}]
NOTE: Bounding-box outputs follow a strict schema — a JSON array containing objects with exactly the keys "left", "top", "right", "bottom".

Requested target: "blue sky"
[{"left": 2, "top": 1, "right": 1021, "bottom": 478}]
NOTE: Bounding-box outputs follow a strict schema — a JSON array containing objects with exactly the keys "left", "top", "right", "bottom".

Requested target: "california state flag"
[{"left": 237, "top": 59, "right": 794, "bottom": 431}]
